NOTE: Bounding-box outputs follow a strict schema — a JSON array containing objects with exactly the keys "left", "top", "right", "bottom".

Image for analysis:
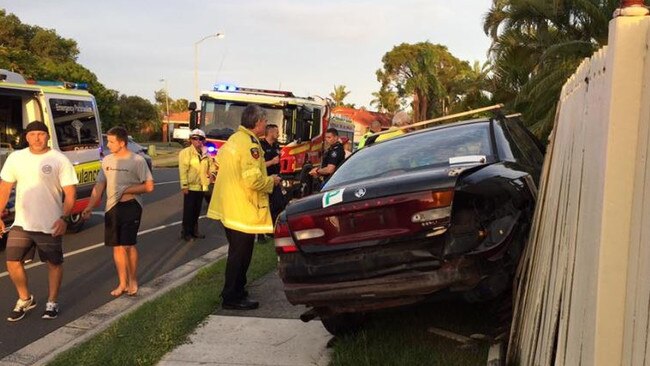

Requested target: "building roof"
[
  {"left": 331, "top": 107, "right": 392, "bottom": 128},
  {"left": 166, "top": 111, "right": 190, "bottom": 124}
]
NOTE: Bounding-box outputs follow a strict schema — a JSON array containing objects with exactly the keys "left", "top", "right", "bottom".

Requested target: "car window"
[
  {"left": 503, "top": 121, "right": 544, "bottom": 167},
  {"left": 326, "top": 122, "right": 493, "bottom": 187}
]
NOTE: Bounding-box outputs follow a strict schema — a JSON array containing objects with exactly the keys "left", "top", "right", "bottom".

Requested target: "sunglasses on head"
[{"left": 191, "top": 136, "right": 205, "bottom": 141}]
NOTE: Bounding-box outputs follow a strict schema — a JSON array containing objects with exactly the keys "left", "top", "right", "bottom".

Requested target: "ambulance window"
[
  {"left": 49, "top": 99, "right": 100, "bottom": 151},
  {"left": 0, "top": 95, "right": 24, "bottom": 149},
  {"left": 311, "top": 109, "right": 321, "bottom": 139}
]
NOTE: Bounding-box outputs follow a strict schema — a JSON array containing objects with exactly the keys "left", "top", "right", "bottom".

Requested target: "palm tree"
[
  {"left": 329, "top": 85, "right": 351, "bottom": 107},
  {"left": 484, "top": 0, "right": 619, "bottom": 138},
  {"left": 370, "top": 87, "right": 400, "bottom": 113}
]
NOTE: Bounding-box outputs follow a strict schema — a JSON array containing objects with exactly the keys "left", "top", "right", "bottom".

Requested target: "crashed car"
[{"left": 274, "top": 116, "right": 544, "bottom": 335}]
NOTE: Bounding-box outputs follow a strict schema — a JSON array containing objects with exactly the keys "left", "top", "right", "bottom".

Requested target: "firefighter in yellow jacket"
[
  {"left": 179, "top": 129, "right": 212, "bottom": 241},
  {"left": 208, "top": 104, "right": 281, "bottom": 310}
]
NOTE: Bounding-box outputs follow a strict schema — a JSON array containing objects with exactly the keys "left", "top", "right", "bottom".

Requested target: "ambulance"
[
  {"left": 0, "top": 69, "right": 102, "bottom": 234},
  {"left": 196, "top": 84, "right": 355, "bottom": 198}
]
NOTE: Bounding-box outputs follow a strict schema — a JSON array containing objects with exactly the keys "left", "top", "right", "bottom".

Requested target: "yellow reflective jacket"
[
  {"left": 207, "top": 126, "right": 275, "bottom": 234},
  {"left": 375, "top": 127, "right": 404, "bottom": 142},
  {"left": 178, "top": 146, "right": 211, "bottom": 191},
  {"left": 357, "top": 131, "right": 373, "bottom": 149}
]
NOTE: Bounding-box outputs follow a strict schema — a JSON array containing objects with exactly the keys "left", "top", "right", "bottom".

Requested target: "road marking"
[
  {"left": 154, "top": 180, "right": 180, "bottom": 186},
  {"left": 0, "top": 215, "right": 207, "bottom": 279}
]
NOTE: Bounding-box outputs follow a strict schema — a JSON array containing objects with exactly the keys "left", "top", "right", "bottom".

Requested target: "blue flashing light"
[
  {"left": 213, "top": 83, "right": 238, "bottom": 92},
  {"left": 205, "top": 142, "right": 218, "bottom": 157},
  {"left": 32, "top": 80, "right": 88, "bottom": 90}
]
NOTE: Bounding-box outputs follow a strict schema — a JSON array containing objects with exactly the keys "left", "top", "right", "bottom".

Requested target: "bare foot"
[
  {"left": 127, "top": 284, "right": 138, "bottom": 296},
  {"left": 110, "top": 287, "right": 127, "bottom": 297}
]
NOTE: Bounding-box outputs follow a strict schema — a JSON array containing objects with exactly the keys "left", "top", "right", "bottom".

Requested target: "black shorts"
[
  {"left": 105, "top": 200, "right": 143, "bottom": 246},
  {"left": 5, "top": 226, "right": 63, "bottom": 264}
]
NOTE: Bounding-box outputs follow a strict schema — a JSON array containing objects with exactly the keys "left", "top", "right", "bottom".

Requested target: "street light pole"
[
  {"left": 160, "top": 78, "right": 170, "bottom": 142},
  {"left": 194, "top": 32, "right": 225, "bottom": 102}
]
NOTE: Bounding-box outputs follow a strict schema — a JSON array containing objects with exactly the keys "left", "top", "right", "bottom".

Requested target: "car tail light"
[
  {"left": 274, "top": 221, "right": 298, "bottom": 254},
  {"left": 431, "top": 190, "right": 454, "bottom": 207},
  {"left": 411, "top": 190, "right": 454, "bottom": 224}
]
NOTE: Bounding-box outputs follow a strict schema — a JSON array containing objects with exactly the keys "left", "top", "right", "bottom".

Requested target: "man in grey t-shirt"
[{"left": 82, "top": 126, "right": 153, "bottom": 297}]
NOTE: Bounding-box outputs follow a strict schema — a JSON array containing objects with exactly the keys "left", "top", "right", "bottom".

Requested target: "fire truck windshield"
[{"left": 202, "top": 100, "right": 285, "bottom": 140}]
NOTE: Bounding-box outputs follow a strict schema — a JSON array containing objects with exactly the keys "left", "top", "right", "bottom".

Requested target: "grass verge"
[
  {"left": 48, "top": 241, "right": 277, "bottom": 366},
  {"left": 330, "top": 298, "right": 499, "bottom": 366}
]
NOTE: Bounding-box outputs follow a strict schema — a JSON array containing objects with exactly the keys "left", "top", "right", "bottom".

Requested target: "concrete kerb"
[{"left": 0, "top": 245, "right": 229, "bottom": 366}]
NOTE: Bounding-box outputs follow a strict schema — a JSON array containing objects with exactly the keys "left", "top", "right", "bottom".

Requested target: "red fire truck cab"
[{"left": 195, "top": 84, "right": 354, "bottom": 198}]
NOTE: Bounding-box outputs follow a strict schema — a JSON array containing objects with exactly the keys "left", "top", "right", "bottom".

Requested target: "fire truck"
[
  {"left": 193, "top": 84, "right": 354, "bottom": 198},
  {"left": 0, "top": 69, "right": 103, "bottom": 239}
]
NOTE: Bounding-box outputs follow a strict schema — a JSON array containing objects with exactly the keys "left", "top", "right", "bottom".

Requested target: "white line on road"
[
  {"left": 154, "top": 180, "right": 180, "bottom": 186},
  {"left": 0, "top": 215, "right": 207, "bottom": 279}
]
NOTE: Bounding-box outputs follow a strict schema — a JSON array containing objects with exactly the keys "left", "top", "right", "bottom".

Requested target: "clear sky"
[{"left": 0, "top": 0, "right": 493, "bottom": 109}]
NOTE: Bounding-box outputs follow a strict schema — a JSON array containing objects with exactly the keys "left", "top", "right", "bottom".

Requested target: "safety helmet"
[{"left": 189, "top": 129, "right": 206, "bottom": 139}]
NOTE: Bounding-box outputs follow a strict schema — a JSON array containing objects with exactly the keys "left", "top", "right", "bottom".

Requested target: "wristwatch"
[{"left": 60, "top": 215, "right": 71, "bottom": 224}]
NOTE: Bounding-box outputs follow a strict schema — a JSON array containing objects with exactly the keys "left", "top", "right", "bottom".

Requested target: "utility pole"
[{"left": 160, "top": 78, "right": 170, "bottom": 142}]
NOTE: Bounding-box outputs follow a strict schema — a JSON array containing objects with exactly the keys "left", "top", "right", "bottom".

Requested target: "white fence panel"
[{"left": 508, "top": 14, "right": 650, "bottom": 366}]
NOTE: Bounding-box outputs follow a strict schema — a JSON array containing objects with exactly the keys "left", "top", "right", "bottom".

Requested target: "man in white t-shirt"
[{"left": 0, "top": 121, "right": 78, "bottom": 321}]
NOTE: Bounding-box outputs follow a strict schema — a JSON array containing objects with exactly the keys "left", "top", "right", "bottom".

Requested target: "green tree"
[
  {"left": 154, "top": 88, "right": 190, "bottom": 119},
  {"left": 376, "top": 42, "right": 483, "bottom": 122},
  {"left": 459, "top": 60, "right": 493, "bottom": 112},
  {"left": 329, "top": 85, "right": 351, "bottom": 107},
  {"left": 370, "top": 87, "right": 400, "bottom": 113},
  {"left": 0, "top": 9, "right": 120, "bottom": 130},
  {"left": 115, "top": 95, "right": 159, "bottom": 134},
  {"left": 171, "top": 98, "right": 189, "bottom": 113},
  {"left": 483, "top": 0, "right": 619, "bottom": 137}
]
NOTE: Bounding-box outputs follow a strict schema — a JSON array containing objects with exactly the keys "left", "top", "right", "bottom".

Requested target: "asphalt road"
[{"left": 0, "top": 168, "right": 228, "bottom": 358}]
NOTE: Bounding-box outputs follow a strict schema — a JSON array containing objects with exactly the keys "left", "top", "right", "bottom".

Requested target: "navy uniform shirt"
[
  {"left": 260, "top": 139, "right": 281, "bottom": 175},
  {"left": 321, "top": 141, "right": 345, "bottom": 174}
]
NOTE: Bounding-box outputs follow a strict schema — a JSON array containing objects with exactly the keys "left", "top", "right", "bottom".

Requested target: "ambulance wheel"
[{"left": 67, "top": 213, "right": 85, "bottom": 233}]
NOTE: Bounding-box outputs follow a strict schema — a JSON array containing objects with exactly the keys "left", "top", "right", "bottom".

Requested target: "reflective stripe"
[{"left": 221, "top": 218, "right": 273, "bottom": 234}]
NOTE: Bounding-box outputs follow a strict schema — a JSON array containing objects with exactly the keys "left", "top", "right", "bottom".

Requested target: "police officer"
[
  {"left": 260, "top": 124, "right": 284, "bottom": 226},
  {"left": 309, "top": 128, "right": 345, "bottom": 185}
]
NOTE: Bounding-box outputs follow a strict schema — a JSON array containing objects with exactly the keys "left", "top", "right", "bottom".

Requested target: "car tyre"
[
  {"left": 321, "top": 313, "right": 366, "bottom": 337},
  {"left": 67, "top": 213, "right": 85, "bottom": 233}
]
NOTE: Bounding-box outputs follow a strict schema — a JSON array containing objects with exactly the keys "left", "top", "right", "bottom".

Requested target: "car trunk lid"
[{"left": 285, "top": 167, "right": 462, "bottom": 253}]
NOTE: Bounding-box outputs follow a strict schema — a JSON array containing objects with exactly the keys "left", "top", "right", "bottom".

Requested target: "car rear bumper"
[{"left": 283, "top": 256, "right": 482, "bottom": 314}]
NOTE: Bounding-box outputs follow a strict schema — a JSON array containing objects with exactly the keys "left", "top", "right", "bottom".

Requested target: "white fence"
[{"left": 508, "top": 14, "right": 650, "bottom": 366}]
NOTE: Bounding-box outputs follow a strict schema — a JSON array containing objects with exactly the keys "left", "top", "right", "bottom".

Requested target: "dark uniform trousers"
[
  {"left": 182, "top": 190, "right": 205, "bottom": 236},
  {"left": 269, "top": 185, "right": 284, "bottom": 225},
  {"left": 221, "top": 227, "right": 256, "bottom": 302}
]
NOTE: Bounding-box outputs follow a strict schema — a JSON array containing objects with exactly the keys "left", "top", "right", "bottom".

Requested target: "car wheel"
[
  {"left": 321, "top": 313, "right": 366, "bottom": 336},
  {"left": 67, "top": 213, "right": 85, "bottom": 233}
]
